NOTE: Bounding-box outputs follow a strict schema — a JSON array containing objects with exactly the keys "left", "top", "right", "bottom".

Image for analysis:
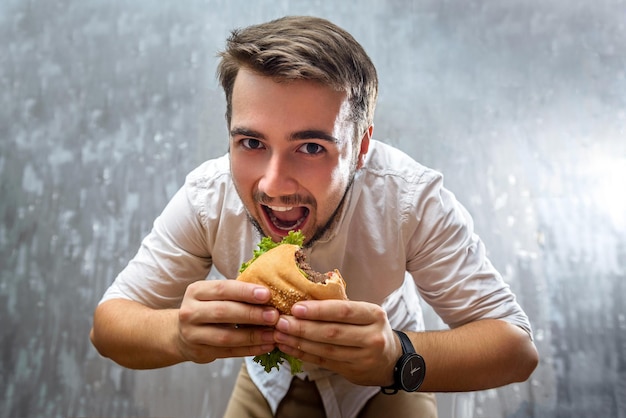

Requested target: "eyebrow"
[
  {"left": 230, "top": 127, "right": 339, "bottom": 143},
  {"left": 230, "top": 127, "right": 264, "bottom": 139},
  {"left": 292, "top": 130, "right": 339, "bottom": 143}
]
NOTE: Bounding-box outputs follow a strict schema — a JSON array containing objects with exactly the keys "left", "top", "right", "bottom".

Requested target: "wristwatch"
[{"left": 381, "top": 330, "right": 426, "bottom": 394}]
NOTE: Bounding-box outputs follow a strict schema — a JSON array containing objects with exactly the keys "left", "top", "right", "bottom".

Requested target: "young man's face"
[{"left": 229, "top": 68, "right": 370, "bottom": 244}]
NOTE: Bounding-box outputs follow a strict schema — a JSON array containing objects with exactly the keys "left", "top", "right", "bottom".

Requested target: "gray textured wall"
[{"left": 1, "top": 0, "right": 625, "bottom": 417}]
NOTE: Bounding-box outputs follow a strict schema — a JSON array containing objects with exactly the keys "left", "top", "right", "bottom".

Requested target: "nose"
[{"left": 257, "top": 153, "right": 299, "bottom": 198}]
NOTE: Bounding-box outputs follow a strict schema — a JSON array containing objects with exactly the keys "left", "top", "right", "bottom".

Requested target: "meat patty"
[{"left": 295, "top": 249, "right": 328, "bottom": 284}]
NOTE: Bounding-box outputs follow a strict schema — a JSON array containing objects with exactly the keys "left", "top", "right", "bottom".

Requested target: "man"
[{"left": 90, "top": 16, "right": 538, "bottom": 418}]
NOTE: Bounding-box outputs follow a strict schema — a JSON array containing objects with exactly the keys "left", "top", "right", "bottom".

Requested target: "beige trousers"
[{"left": 223, "top": 363, "right": 438, "bottom": 418}]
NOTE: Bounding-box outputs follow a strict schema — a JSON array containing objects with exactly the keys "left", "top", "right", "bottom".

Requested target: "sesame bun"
[{"left": 236, "top": 244, "right": 347, "bottom": 314}]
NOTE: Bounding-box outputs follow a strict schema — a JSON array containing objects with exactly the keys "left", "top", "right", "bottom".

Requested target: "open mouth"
[{"left": 262, "top": 205, "right": 310, "bottom": 231}]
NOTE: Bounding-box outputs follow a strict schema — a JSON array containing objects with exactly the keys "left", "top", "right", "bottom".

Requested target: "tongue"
[{"left": 269, "top": 207, "right": 307, "bottom": 229}]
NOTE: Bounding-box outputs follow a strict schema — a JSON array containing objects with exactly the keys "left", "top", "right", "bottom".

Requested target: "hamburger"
[{"left": 237, "top": 231, "right": 347, "bottom": 373}]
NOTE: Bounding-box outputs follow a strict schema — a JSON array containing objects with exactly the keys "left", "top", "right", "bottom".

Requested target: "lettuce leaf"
[
  {"left": 239, "top": 230, "right": 305, "bottom": 273},
  {"left": 253, "top": 348, "right": 304, "bottom": 374},
  {"left": 239, "top": 230, "right": 306, "bottom": 374}
]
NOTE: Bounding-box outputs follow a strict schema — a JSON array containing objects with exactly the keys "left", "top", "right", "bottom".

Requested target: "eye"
[
  {"left": 298, "top": 143, "right": 325, "bottom": 155},
  {"left": 241, "top": 138, "right": 265, "bottom": 150}
]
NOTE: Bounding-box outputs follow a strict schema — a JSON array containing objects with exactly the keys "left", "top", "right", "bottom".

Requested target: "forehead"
[{"left": 231, "top": 68, "right": 351, "bottom": 127}]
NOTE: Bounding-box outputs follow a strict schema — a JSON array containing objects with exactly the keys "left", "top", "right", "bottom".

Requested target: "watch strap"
[{"left": 394, "top": 330, "right": 415, "bottom": 354}]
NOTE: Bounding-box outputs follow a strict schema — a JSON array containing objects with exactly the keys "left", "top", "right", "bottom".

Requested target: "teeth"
[{"left": 267, "top": 205, "right": 293, "bottom": 212}]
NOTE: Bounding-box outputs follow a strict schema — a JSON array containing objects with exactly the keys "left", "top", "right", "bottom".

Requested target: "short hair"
[{"left": 217, "top": 16, "right": 378, "bottom": 139}]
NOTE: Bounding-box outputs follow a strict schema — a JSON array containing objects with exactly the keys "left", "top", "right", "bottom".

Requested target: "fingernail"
[
  {"left": 253, "top": 287, "right": 270, "bottom": 301},
  {"left": 277, "top": 317, "right": 289, "bottom": 331},
  {"left": 262, "top": 308, "right": 278, "bottom": 323},
  {"left": 291, "top": 303, "right": 307, "bottom": 316}
]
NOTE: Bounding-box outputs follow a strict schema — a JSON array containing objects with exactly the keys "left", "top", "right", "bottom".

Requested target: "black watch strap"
[{"left": 395, "top": 329, "right": 414, "bottom": 354}]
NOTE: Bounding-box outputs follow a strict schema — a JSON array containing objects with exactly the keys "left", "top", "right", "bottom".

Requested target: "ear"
[{"left": 356, "top": 125, "right": 373, "bottom": 169}]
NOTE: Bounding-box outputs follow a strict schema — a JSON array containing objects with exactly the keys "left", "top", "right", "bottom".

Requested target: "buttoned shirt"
[{"left": 101, "top": 140, "right": 532, "bottom": 417}]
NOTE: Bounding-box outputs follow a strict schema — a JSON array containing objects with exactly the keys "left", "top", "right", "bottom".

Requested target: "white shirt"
[{"left": 101, "top": 140, "right": 532, "bottom": 417}]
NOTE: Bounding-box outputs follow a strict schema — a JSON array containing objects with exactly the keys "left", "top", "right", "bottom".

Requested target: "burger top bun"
[{"left": 236, "top": 244, "right": 347, "bottom": 314}]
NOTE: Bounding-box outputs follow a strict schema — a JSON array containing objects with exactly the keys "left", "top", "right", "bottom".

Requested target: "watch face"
[{"left": 399, "top": 353, "right": 425, "bottom": 392}]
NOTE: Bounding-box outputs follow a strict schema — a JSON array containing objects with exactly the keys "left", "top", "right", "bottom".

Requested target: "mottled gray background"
[{"left": 1, "top": 0, "right": 625, "bottom": 417}]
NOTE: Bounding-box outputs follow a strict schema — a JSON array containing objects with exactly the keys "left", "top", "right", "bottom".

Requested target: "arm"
[
  {"left": 271, "top": 167, "right": 538, "bottom": 387},
  {"left": 90, "top": 299, "right": 182, "bottom": 369},
  {"left": 90, "top": 160, "right": 280, "bottom": 368},
  {"left": 90, "top": 280, "right": 280, "bottom": 369},
  {"left": 273, "top": 299, "right": 538, "bottom": 390},
  {"left": 405, "top": 318, "right": 537, "bottom": 391}
]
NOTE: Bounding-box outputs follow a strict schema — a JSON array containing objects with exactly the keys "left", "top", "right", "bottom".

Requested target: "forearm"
[
  {"left": 408, "top": 319, "right": 538, "bottom": 392},
  {"left": 90, "top": 298, "right": 184, "bottom": 369}
]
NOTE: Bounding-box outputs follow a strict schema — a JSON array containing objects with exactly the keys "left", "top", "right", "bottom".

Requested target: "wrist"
[
  {"left": 383, "top": 330, "right": 404, "bottom": 386},
  {"left": 381, "top": 330, "right": 426, "bottom": 394}
]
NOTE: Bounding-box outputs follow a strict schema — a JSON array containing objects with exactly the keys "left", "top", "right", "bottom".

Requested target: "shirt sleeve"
[
  {"left": 405, "top": 171, "right": 532, "bottom": 336},
  {"left": 99, "top": 180, "right": 212, "bottom": 309}
]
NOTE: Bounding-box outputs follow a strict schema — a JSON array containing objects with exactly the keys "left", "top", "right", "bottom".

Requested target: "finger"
[
  {"left": 178, "top": 318, "right": 279, "bottom": 363},
  {"left": 186, "top": 340, "right": 277, "bottom": 362},
  {"left": 275, "top": 316, "right": 367, "bottom": 347},
  {"left": 290, "top": 300, "right": 385, "bottom": 325},
  {"left": 220, "top": 326, "right": 278, "bottom": 348},
  {"left": 180, "top": 300, "right": 279, "bottom": 327},
  {"left": 275, "top": 333, "right": 363, "bottom": 367},
  {"left": 186, "top": 280, "right": 271, "bottom": 304},
  {"left": 212, "top": 343, "right": 279, "bottom": 360},
  {"left": 183, "top": 324, "right": 276, "bottom": 349}
]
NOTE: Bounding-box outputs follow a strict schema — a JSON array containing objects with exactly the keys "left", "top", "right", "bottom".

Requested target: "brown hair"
[{"left": 217, "top": 16, "right": 378, "bottom": 139}]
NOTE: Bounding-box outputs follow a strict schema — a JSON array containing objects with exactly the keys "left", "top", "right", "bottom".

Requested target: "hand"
[
  {"left": 176, "top": 280, "right": 279, "bottom": 364},
  {"left": 273, "top": 300, "right": 401, "bottom": 386}
]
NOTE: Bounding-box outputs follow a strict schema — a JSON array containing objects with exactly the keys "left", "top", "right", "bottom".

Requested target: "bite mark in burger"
[{"left": 237, "top": 231, "right": 347, "bottom": 374}]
